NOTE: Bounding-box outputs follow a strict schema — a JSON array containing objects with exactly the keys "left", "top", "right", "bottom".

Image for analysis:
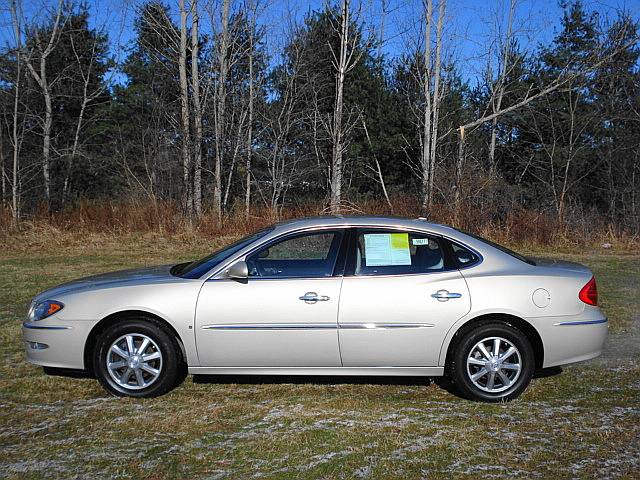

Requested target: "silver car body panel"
[{"left": 23, "top": 216, "right": 608, "bottom": 373}]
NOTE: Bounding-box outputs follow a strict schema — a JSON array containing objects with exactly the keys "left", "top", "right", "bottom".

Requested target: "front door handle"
[
  {"left": 299, "top": 292, "right": 330, "bottom": 303},
  {"left": 431, "top": 290, "right": 462, "bottom": 302}
]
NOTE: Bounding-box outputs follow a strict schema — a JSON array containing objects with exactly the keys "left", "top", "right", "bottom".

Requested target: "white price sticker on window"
[{"left": 412, "top": 238, "right": 429, "bottom": 246}]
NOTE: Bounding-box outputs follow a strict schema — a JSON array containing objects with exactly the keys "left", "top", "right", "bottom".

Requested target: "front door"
[
  {"left": 337, "top": 229, "right": 471, "bottom": 367},
  {"left": 195, "top": 229, "right": 345, "bottom": 366}
]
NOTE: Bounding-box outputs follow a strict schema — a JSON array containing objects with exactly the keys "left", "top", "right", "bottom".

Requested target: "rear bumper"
[
  {"left": 22, "top": 320, "right": 91, "bottom": 369},
  {"left": 529, "top": 309, "right": 608, "bottom": 368}
]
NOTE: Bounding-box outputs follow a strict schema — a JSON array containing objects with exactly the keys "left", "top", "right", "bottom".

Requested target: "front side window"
[
  {"left": 247, "top": 230, "right": 343, "bottom": 278},
  {"left": 175, "top": 226, "right": 274, "bottom": 279},
  {"left": 355, "top": 230, "right": 444, "bottom": 276}
]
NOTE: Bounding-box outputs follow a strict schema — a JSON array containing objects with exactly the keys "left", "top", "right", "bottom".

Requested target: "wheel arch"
[
  {"left": 442, "top": 313, "right": 544, "bottom": 371},
  {"left": 83, "top": 309, "right": 187, "bottom": 373}
]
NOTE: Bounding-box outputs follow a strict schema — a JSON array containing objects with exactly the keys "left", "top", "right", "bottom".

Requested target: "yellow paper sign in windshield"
[{"left": 390, "top": 233, "right": 409, "bottom": 250}]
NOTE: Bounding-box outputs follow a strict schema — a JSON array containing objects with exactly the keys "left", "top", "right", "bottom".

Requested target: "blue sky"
[{"left": 2, "top": 0, "right": 638, "bottom": 86}]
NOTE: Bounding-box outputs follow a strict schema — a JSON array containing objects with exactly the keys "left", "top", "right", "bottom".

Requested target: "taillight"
[{"left": 579, "top": 276, "right": 598, "bottom": 306}]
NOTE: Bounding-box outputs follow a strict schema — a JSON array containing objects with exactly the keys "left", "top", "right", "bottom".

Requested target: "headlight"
[{"left": 28, "top": 300, "right": 64, "bottom": 321}]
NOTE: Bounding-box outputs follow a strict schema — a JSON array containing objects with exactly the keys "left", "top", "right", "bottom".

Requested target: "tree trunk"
[
  {"left": 420, "top": 0, "right": 433, "bottom": 213},
  {"left": 42, "top": 87, "right": 52, "bottom": 206},
  {"left": 178, "top": 0, "right": 192, "bottom": 218},
  {"left": 191, "top": 0, "right": 203, "bottom": 217},
  {"left": 1, "top": 121, "right": 5, "bottom": 204},
  {"left": 213, "top": 0, "right": 231, "bottom": 224},
  {"left": 330, "top": 0, "right": 350, "bottom": 214},
  {"left": 23, "top": 0, "right": 62, "bottom": 210},
  {"left": 427, "top": 0, "right": 446, "bottom": 211},
  {"left": 454, "top": 126, "right": 465, "bottom": 211},
  {"left": 10, "top": 0, "right": 22, "bottom": 225},
  {"left": 245, "top": 9, "right": 255, "bottom": 220},
  {"left": 63, "top": 92, "right": 88, "bottom": 204}
]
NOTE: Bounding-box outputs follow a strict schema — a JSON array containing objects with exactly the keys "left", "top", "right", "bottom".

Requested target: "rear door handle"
[
  {"left": 431, "top": 290, "right": 462, "bottom": 302},
  {"left": 299, "top": 292, "right": 330, "bottom": 303}
]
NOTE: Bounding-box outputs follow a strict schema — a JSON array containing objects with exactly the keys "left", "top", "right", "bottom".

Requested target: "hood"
[
  {"left": 33, "top": 264, "right": 177, "bottom": 303},
  {"left": 532, "top": 257, "right": 592, "bottom": 274}
]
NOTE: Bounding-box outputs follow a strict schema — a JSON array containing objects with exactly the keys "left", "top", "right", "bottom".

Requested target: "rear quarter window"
[{"left": 451, "top": 242, "right": 481, "bottom": 268}]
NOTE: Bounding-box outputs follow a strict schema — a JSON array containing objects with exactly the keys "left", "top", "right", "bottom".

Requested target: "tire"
[
  {"left": 449, "top": 322, "right": 534, "bottom": 402},
  {"left": 93, "top": 318, "right": 185, "bottom": 398}
]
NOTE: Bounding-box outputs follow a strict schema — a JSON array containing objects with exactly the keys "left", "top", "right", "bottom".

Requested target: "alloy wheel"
[
  {"left": 106, "top": 333, "right": 163, "bottom": 390},
  {"left": 466, "top": 336, "right": 522, "bottom": 393}
]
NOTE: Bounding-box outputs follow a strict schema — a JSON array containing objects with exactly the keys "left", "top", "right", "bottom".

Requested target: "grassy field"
[{"left": 0, "top": 235, "right": 638, "bottom": 479}]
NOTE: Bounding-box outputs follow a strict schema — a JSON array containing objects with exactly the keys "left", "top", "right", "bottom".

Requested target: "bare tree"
[
  {"left": 9, "top": 0, "right": 24, "bottom": 224},
  {"left": 191, "top": 0, "right": 203, "bottom": 217},
  {"left": 23, "top": 0, "right": 63, "bottom": 208},
  {"left": 212, "top": 0, "right": 232, "bottom": 223},
  {"left": 417, "top": 0, "right": 447, "bottom": 213},
  {"left": 244, "top": 0, "right": 259, "bottom": 220},
  {"left": 487, "top": 0, "right": 517, "bottom": 177},
  {"left": 328, "top": 0, "right": 367, "bottom": 214},
  {"left": 61, "top": 31, "right": 111, "bottom": 204},
  {"left": 259, "top": 25, "right": 308, "bottom": 214},
  {"left": 453, "top": 31, "right": 639, "bottom": 209},
  {"left": 1, "top": 113, "right": 6, "bottom": 204},
  {"left": 178, "top": 0, "right": 193, "bottom": 217}
]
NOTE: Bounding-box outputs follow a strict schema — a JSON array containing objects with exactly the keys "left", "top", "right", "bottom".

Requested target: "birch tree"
[
  {"left": 244, "top": 0, "right": 259, "bottom": 219},
  {"left": 23, "top": 0, "right": 64, "bottom": 208},
  {"left": 419, "top": 0, "right": 446, "bottom": 213},
  {"left": 328, "top": 0, "right": 366, "bottom": 214},
  {"left": 9, "top": 0, "right": 24, "bottom": 224}
]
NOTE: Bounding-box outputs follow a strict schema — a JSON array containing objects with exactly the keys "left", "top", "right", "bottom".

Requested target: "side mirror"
[{"left": 226, "top": 261, "right": 249, "bottom": 282}]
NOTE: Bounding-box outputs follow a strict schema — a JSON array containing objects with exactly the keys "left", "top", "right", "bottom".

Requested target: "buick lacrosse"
[{"left": 23, "top": 216, "right": 607, "bottom": 402}]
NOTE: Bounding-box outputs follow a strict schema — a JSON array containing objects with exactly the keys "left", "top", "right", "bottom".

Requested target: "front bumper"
[
  {"left": 22, "top": 320, "right": 92, "bottom": 369},
  {"left": 529, "top": 308, "right": 609, "bottom": 368}
]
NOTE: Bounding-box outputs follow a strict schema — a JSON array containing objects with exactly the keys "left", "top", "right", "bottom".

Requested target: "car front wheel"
[
  {"left": 450, "top": 322, "right": 534, "bottom": 402},
  {"left": 93, "top": 318, "right": 184, "bottom": 398}
]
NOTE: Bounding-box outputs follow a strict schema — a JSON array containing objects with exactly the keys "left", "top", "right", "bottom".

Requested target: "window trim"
[
  {"left": 344, "top": 227, "right": 456, "bottom": 277},
  {"left": 209, "top": 227, "right": 348, "bottom": 281}
]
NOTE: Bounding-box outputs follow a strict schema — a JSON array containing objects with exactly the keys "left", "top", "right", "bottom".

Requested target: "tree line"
[{"left": 1, "top": 0, "right": 639, "bottom": 231}]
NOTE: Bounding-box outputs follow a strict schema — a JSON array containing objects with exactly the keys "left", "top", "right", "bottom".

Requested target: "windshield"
[
  {"left": 455, "top": 229, "right": 536, "bottom": 266},
  {"left": 174, "top": 226, "right": 275, "bottom": 279}
]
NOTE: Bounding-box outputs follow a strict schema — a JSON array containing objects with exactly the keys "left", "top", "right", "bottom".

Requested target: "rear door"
[{"left": 337, "top": 228, "right": 471, "bottom": 367}]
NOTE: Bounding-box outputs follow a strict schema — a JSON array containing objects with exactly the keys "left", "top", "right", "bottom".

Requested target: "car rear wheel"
[
  {"left": 450, "top": 322, "right": 534, "bottom": 402},
  {"left": 93, "top": 319, "right": 184, "bottom": 398}
]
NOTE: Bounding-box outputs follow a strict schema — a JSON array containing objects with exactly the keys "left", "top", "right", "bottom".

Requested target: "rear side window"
[
  {"left": 247, "top": 230, "right": 343, "bottom": 278},
  {"left": 354, "top": 230, "right": 444, "bottom": 276}
]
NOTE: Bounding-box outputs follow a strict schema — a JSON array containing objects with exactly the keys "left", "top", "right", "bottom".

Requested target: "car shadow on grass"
[
  {"left": 192, "top": 366, "right": 562, "bottom": 387},
  {"left": 192, "top": 374, "right": 434, "bottom": 387}
]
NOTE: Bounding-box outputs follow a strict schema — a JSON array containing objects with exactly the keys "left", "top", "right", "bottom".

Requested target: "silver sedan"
[{"left": 22, "top": 216, "right": 608, "bottom": 402}]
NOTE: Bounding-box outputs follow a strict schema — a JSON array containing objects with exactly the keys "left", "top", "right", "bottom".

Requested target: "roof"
[{"left": 272, "top": 215, "right": 454, "bottom": 235}]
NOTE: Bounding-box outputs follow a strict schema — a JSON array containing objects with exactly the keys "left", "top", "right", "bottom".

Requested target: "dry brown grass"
[{"left": 1, "top": 197, "right": 638, "bottom": 253}]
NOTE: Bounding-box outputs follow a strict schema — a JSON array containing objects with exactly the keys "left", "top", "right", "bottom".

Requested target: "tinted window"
[
  {"left": 176, "top": 227, "right": 274, "bottom": 279},
  {"left": 451, "top": 242, "right": 480, "bottom": 267},
  {"left": 355, "top": 230, "right": 444, "bottom": 276},
  {"left": 247, "top": 231, "right": 343, "bottom": 278}
]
